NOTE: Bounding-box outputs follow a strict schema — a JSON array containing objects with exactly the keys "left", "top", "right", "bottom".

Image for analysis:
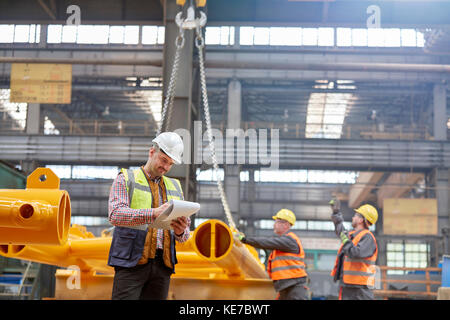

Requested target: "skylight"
[{"left": 305, "top": 81, "right": 353, "bottom": 139}]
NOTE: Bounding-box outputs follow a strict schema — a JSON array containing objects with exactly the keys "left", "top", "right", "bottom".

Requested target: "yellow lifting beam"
[{"left": 0, "top": 168, "right": 71, "bottom": 245}]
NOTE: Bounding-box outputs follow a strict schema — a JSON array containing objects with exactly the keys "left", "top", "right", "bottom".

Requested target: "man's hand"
[
  {"left": 152, "top": 202, "right": 171, "bottom": 220},
  {"left": 171, "top": 216, "right": 188, "bottom": 236},
  {"left": 340, "top": 231, "right": 350, "bottom": 245},
  {"left": 329, "top": 198, "right": 341, "bottom": 214}
]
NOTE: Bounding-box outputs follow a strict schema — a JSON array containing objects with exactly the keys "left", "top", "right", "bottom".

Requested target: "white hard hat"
[{"left": 152, "top": 132, "right": 184, "bottom": 164}]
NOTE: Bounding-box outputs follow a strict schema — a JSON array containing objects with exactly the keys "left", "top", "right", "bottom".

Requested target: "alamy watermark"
[
  {"left": 66, "top": 5, "right": 81, "bottom": 26},
  {"left": 367, "top": 5, "right": 381, "bottom": 29},
  {"left": 66, "top": 265, "right": 81, "bottom": 290},
  {"left": 173, "top": 121, "right": 279, "bottom": 169},
  {"left": 367, "top": 265, "right": 382, "bottom": 290}
]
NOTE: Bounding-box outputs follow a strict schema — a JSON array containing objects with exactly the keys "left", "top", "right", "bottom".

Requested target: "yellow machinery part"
[
  {"left": 0, "top": 168, "right": 71, "bottom": 245},
  {"left": 176, "top": 0, "right": 206, "bottom": 7},
  {"left": 192, "top": 219, "right": 269, "bottom": 279},
  {"left": 0, "top": 216, "right": 275, "bottom": 299}
]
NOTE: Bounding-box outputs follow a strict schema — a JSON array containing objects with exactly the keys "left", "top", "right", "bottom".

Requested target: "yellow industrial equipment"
[
  {"left": 176, "top": 0, "right": 206, "bottom": 7},
  {"left": 0, "top": 180, "right": 275, "bottom": 300},
  {"left": 0, "top": 168, "right": 71, "bottom": 245},
  {"left": 192, "top": 219, "right": 268, "bottom": 279},
  {"left": 2, "top": 221, "right": 275, "bottom": 299}
]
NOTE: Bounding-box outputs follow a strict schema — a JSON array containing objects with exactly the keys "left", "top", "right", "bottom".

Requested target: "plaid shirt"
[{"left": 108, "top": 170, "right": 190, "bottom": 248}]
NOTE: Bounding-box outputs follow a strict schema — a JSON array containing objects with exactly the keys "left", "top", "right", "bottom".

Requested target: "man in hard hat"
[
  {"left": 239, "top": 209, "right": 310, "bottom": 300},
  {"left": 107, "top": 132, "right": 190, "bottom": 300},
  {"left": 329, "top": 199, "right": 378, "bottom": 300}
]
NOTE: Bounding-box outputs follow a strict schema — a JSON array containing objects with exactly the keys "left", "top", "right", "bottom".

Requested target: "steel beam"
[
  {"left": 0, "top": 135, "right": 449, "bottom": 171},
  {"left": 1, "top": 49, "right": 449, "bottom": 81}
]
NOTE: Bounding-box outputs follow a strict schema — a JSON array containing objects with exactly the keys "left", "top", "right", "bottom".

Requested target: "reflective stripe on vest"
[
  {"left": 331, "top": 229, "right": 378, "bottom": 286},
  {"left": 267, "top": 232, "right": 307, "bottom": 280},
  {"left": 120, "top": 168, "right": 183, "bottom": 230}
]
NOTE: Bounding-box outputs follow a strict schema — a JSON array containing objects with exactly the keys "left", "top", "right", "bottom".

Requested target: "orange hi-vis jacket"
[
  {"left": 331, "top": 229, "right": 378, "bottom": 287},
  {"left": 267, "top": 232, "right": 308, "bottom": 280}
]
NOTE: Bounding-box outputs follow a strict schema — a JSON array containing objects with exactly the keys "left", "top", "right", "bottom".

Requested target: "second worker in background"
[
  {"left": 239, "top": 209, "right": 310, "bottom": 300},
  {"left": 329, "top": 198, "right": 379, "bottom": 300}
]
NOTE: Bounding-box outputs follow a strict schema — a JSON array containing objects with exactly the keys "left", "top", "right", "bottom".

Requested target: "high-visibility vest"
[
  {"left": 267, "top": 232, "right": 308, "bottom": 280},
  {"left": 108, "top": 168, "right": 183, "bottom": 269},
  {"left": 331, "top": 229, "right": 378, "bottom": 287},
  {"left": 121, "top": 168, "right": 183, "bottom": 210}
]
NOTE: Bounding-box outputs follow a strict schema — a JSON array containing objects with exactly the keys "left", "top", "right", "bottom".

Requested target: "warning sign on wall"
[{"left": 10, "top": 63, "right": 72, "bottom": 104}]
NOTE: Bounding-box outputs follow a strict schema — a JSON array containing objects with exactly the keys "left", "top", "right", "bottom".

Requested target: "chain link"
[
  {"left": 157, "top": 27, "right": 185, "bottom": 136},
  {"left": 158, "top": 16, "right": 238, "bottom": 231},
  {"left": 195, "top": 29, "right": 237, "bottom": 232}
]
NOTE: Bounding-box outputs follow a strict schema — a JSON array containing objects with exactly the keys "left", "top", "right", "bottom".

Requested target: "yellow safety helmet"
[
  {"left": 355, "top": 204, "right": 378, "bottom": 225},
  {"left": 272, "top": 209, "right": 296, "bottom": 226}
]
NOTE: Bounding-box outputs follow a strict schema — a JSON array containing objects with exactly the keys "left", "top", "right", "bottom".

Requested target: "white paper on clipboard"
[{"left": 150, "top": 199, "right": 200, "bottom": 230}]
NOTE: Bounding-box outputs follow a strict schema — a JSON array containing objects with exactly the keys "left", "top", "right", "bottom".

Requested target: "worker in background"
[
  {"left": 238, "top": 209, "right": 311, "bottom": 300},
  {"left": 107, "top": 132, "right": 190, "bottom": 300},
  {"left": 329, "top": 198, "right": 378, "bottom": 300}
]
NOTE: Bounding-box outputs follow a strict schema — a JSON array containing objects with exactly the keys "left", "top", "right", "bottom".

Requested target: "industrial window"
[
  {"left": 77, "top": 25, "right": 110, "bottom": 44},
  {"left": 0, "top": 24, "right": 40, "bottom": 43},
  {"left": 239, "top": 27, "right": 333, "bottom": 47},
  {"left": 71, "top": 216, "right": 109, "bottom": 226},
  {"left": 123, "top": 26, "right": 140, "bottom": 45},
  {"left": 45, "top": 165, "right": 119, "bottom": 180},
  {"left": 255, "top": 219, "right": 356, "bottom": 232},
  {"left": 142, "top": 26, "right": 165, "bottom": 45},
  {"left": 269, "top": 27, "right": 301, "bottom": 46},
  {"left": 336, "top": 27, "right": 424, "bottom": 48},
  {"left": 239, "top": 26, "right": 424, "bottom": 48},
  {"left": 205, "top": 26, "right": 235, "bottom": 45},
  {"left": 1, "top": 24, "right": 425, "bottom": 48},
  {"left": 196, "top": 168, "right": 225, "bottom": 181},
  {"left": 302, "top": 28, "right": 319, "bottom": 46},
  {"left": 46, "top": 24, "right": 141, "bottom": 45},
  {"left": 194, "top": 218, "right": 209, "bottom": 228},
  {"left": 61, "top": 25, "right": 77, "bottom": 43},
  {"left": 386, "top": 241, "right": 430, "bottom": 275},
  {"left": 256, "top": 169, "right": 357, "bottom": 184},
  {"left": 109, "top": 26, "right": 125, "bottom": 43},
  {"left": 197, "top": 168, "right": 357, "bottom": 184}
]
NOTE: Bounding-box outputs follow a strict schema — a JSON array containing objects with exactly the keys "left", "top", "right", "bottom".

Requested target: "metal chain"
[
  {"left": 157, "top": 27, "right": 185, "bottom": 136},
  {"left": 158, "top": 11, "right": 237, "bottom": 231},
  {"left": 195, "top": 28, "right": 238, "bottom": 232}
]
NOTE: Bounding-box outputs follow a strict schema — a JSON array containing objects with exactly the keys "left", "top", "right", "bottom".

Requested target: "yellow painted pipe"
[
  {"left": 192, "top": 219, "right": 269, "bottom": 279},
  {"left": 0, "top": 168, "right": 71, "bottom": 245},
  {"left": 0, "top": 239, "right": 113, "bottom": 274},
  {"left": 176, "top": 251, "right": 215, "bottom": 265}
]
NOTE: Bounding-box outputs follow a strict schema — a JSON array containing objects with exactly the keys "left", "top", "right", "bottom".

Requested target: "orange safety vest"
[
  {"left": 267, "top": 232, "right": 308, "bottom": 281},
  {"left": 331, "top": 229, "right": 378, "bottom": 287}
]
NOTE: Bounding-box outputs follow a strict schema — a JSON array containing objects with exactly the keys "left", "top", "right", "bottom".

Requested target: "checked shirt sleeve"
[{"left": 108, "top": 173, "right": 154, "bottom": 227}]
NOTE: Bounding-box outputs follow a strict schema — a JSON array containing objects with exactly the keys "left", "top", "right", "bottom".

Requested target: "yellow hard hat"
[
  {"left": 355, "top": 204, "right": 378, "bottom": 225},
  {"left": 272, "top": 209, "right": 296, "bottom": 226}
]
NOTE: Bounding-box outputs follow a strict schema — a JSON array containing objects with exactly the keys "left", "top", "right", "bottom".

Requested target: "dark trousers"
[
  {"left": 278, "top": 283, "right": 311, "bottom": 300},
  {"left": 111, "top": 251, "right": 173, "bottom": 300},
  {"left": 339, "top": 286, "right": 374, "bottom": 300}
]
